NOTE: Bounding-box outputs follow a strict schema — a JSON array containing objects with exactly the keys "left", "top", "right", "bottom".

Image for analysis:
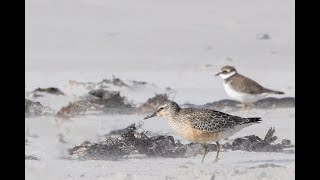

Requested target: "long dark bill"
[
  {"left": 143, "top": 112, "right": 157, "bottom": 120},
  {"left": 215, "top": 72, "right": 221, "bottom": 76}
]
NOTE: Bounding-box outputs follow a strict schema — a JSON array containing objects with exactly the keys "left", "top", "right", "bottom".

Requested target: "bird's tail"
[
  {"left": 264, "top": 88, "right": 285, "bottom": 95},
  {"left": 247, "top": 117, "right": 262, "bottom": 123}
]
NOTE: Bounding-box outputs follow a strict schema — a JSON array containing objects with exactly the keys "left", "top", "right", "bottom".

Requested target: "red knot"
[{"left": 144, "top": 101, "right": 262, "bottom": 162}]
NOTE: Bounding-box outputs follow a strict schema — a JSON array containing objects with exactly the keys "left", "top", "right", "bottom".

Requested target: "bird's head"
[
  {"left": 215, "top": 66, "right": 237, "bottom": 79},
  {"left": 143, "top": 101, "right": 180, "bottom": 120}
]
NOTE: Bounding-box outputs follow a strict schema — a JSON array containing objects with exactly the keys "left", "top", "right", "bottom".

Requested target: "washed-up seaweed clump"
[
  {"left": 69, "top": 124, "right": 195, "bottom": 160},
  {"left": 25, "top": 99, "right": 54, "bottom": 117},
  {"left": 68, "top": 76, "right": 154, "bottom": 90},
  {"left": 135, "top": 94, "right": 170, "bottom": 113},
  {"left": 33, "top": 87, "right": 65, "bottom": 96},
  {"left": 189, "top": 97, "right": 295, "bottom": 111},
  {"left": 72, "top": 75, "right": 131, "bottom": 89},
  {"left": 25, "top": 155, "right": 38, "bottom": 160},
  {"left": 69, "top": 124, "right": 293, "bottom": 160},
  {"left": 55, "top": 100, "right": 97, "bottom": 119},
  {"left": 25, "top": 99, "right": 43, "bottom": 117},
  {"left": 253, "top": 97, "right": 295, "bottom": 109},
  {"left": 86, "top": 89, "right": 134, "bottom": 114},
  {"left": 98, "top": 75, "right": 130, "bottom": 88},
  {"left": 223, "top": 127, "right": 293, "bottom": 152}
]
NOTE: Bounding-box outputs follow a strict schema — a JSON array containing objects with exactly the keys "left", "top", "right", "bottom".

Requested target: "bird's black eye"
[{"left": 158, "top": 107, "right": 164, "bottom": 111}]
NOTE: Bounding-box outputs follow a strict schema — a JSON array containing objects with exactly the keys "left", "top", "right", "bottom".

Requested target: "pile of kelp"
[{"left": 69, "top": 124, "right": 294, "bottom": 160}]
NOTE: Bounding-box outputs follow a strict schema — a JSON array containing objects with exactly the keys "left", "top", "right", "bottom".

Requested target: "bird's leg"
[
  {"left": 201, "top": 143, "right": 208, "bottom": 163},
  {"left": 241, "top": 103, "right": 246, "bottom": 113},
  {"left": 247, "top": 103, "right": 251, "bottom": 112},
  {"left": 214, "top": 141, "right": 221, "bottom": 162}
]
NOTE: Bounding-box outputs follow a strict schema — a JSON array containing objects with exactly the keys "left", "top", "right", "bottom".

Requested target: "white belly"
[
  {"left": 223, "top": 82, "right": 268, "bottom": 103},
  {"left": 218, "top": 123, "right": 255, "bottom": 140}
]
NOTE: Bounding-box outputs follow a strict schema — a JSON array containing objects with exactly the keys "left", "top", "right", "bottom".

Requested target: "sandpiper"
[
  {"left": 215, "top": 66, "right": 284, "bottom": 112},
  {"left": 144, "top": 101, "right": 262, "bottom": 162}
]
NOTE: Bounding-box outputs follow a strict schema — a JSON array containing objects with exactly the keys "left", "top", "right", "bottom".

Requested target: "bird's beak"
[
  {"left": 215, "top": 72, "right": 221, "bottom": 76},
  {"left": 143, "top": 112, "right": 157, "bottom": 120}
]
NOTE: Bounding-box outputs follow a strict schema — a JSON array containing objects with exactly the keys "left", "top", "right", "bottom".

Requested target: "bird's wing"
[
  {"left": 229, "top": 74, "right": 266, "bottom": 94},
  {"left": 188, "top": 109, "right": 249, "bottom": 132}
]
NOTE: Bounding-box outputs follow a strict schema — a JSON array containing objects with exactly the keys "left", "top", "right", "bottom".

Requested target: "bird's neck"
[
  {"left": 223, "top": 72, "right": 237, "bottom": 83},
  {"left": 166, "top": 115, "right": 183, "bottom": 132}
]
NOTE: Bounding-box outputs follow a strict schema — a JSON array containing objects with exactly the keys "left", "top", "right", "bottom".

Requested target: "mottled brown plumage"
[{"left": 144, "top": 101, "right": 262, "bottom": 162}]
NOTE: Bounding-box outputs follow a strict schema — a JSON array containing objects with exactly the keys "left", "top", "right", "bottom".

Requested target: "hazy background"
[
  {"left": 25, "top": 0, "right": 295, "bottom": 104},
  {"left": 25, "top": 0, "right": 294, "bottom": 72}
]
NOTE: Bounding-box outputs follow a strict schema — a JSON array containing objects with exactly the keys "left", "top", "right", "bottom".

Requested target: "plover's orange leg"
[
  {"left": 241, "top": 103, "right": 246, "bottom": 113},
  {"left": 214, "top": 141, "right": 221, "bottom": 162},
  {"left": 201, "top": 143, "right": 208, "bottom": 163},
  {"left": 247, "top": 103, "right": 251, "bottom": 112}
]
